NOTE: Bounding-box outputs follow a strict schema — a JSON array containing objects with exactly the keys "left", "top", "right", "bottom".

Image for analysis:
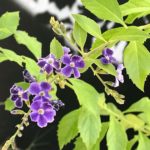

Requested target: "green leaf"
[
  {"left": 14, "top": 30, "right": 41, "bottom": 59},
  {"left": 107, "top": 116, "right": 127, "bottom": 150},
  {"left": 69, "top": 78, "right": 104, "bottom": 115},
  {"left": 74, "top": 137, "right": 86, "bottom": 150},
  {"left": 22, "top": 56, "right": 42, "bottom": 80},
  {"left": 0, "top": 47, "right": 23, "bottom": 66},
  {"left": 0, "top": 12, "right": 19, "bottom": 40},
  {"left": 78, "top": 108, "right": 101, "bottom": 149},
  {"left": 120, "top": 0, "right": 150, "bottom": 16},
  {"left": 16, "top": 82, "right": 30, "bottom": 90},
  {"left": 5, "top": 98, "right": 15, "bottom": 111},
  {"left": 94, "top": 59, "right": 116, "bottom": 76},
  {"left": 124, "top": 42, "right": 150, "bottom": 91},
  {"left": 50, "top": 38, "right": 63, "bottom": 59},
  {"left": 137, "top": 132, "right": 150, "bottom": 150},
  {"left": 81, "top": 0, "right": 125, "bottom": 26},
  {"left": 58, "top": 109, "right": 79, "bottom": 150},
  {"left": 126, "top": 136, "right": 138, "bottom": 150},
  {"left": 103, "top": 26, "right": 150, "bottom": 42},
  {"left": 73, "top": 22, "right": 87, "bottom": 49},
  {"left": 72, "top": 14, "right": 103, "bottom": 40},
  {"left": 125, "top": 97, "right": 150, "bottom": 113}
]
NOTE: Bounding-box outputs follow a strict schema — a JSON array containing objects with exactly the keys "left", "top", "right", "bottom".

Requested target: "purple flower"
[
  {"left": 50, "top": 100, "right": 65, "bottom": 111},
  {"left": 38, "top": 54, "right": 60, "bottom": 74},
  {"left": 100, "top": 48, "right": 118, "bottom": 65},
  {"left": 23, "top": 70, "right": 36, "bottom": 83},
  {"left": 112, "top": 64, "right": 124, "bottom": 87},
  {"left": 10, "top": 85, "right": 28, "bottom": 108},
  {"left": 61, "top": 55, "right": 85, "bottom": 78},
  {"left": 63, "top": 47, "right": 71, "bottom": 55},
  {"left": 28, "top": 82, "right": 51, "bottom": 102},
  {"left": 30, "top": 100, "right": 56, "bottom": 128}
]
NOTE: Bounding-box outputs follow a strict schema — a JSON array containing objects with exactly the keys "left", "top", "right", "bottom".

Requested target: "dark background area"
[{"left": 0, "top": 0, "right": 150, "bottom": 149}]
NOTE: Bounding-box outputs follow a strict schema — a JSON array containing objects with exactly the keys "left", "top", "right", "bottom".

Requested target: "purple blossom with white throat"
[
  {"left": 100, "top": 48, "right": 118, "bottom": 65},
  {"left": 38, "top": 54, "right": 60, "bottom": 74},
  {"left": 28, "top": 82, "right": 51, "bottom": 102},
  {"left": 61, "top": 54, "right": 85, "bottom": 78},
  {"left": 112, "top": 64, "right": 124, "bottom": 87},
  {"left": 30, "top": 100, "right": 56, "bottom": 128},
  {"left": 10, "top": 85, "right": 28, "bottom": 108}
]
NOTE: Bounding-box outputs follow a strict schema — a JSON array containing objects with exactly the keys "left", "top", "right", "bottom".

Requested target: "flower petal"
[
  {"left": 38, "top": 60, "right": 46, "bottom": 68},
  {"left": 63, "top": 47, "right": 70, "bottom": 54},
  {"left": 71, "top": 55, "right": 81, "bottom": 62},
  {"left": 40, "top": 82, "right": 51, "bottom": 91},
  {"left": 15, "top": 99, "right": 23, "bottom": 108},
  {"left": 11, "top": 95, "right": 18, "bottom": 101},
  {"left": 42, "top": 102, "right": 52, "bottom": 110},
  {"left": 37, "top": 115, "right": 48, "bottom": 128},
  {"left": 102, "top": 48, "right": 113, "bottom": 56},
  {"left": 53, "top": 61, "right": 60, "bottom": 70},
  {"left": 100, "top": 57, "right": 109, "bottom": 64},
  {"left": 61, "top": 66, "right": 72, "bottom": 77},
  {"left": 22, "top": 91, "right": 28, "bottom": 100},
  {"left": 44, "top": 109, "right": 56, "bottom": 123},
  {"left": 75, "top": 60, "right": 85, "bottom": 68},
  {"left": 45, "top": 64, "right": 53, "bottom": 74},
  {"left": 30, "top": 100, "right": 42, "bottom": 111},
  {"left": 30, "top": 112, "right": 39, "bottom": 122},
  {"left": 73, "top": 67, "right": 80, "bottom": 78},
  {"left": 62, "top": 55, "right": 71, "bottom": 64},
  {"left": 28, "top": 82, "right": 41, "bottom": 95}
]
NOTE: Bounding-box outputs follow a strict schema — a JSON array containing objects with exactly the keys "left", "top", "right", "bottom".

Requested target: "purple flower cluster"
[
  {"left": 38, "top": 47, "right": 85, "bottom": 78},
  {"left": 100, "top": 48, "right": 124, "bottom": 87},
  {"left": 10, "top": 85, "right": 28, "bottom": 108},
  {"left": 10, "top": 79, "right": 64, "bottom": 128}
]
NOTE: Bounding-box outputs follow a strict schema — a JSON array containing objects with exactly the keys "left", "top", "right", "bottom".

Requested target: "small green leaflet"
[
  {"left": 69, "top": 78, "right": 102, "bottom": 115},
  {"left": 57, "top": 109, "right": 79, "bottom": 150},
  {"left": 50, "top": 37, "right": 63, "bottom": 59},
  {"left": 0, "top": 12, "right": 19, "bottom": 40},
  {"left": 81, "top": 0, "right": 125, "bottom": 27},
  {"left": 107, "top": 116, "right": 127, "bottom": 150},
  {"left": 72, "top": 14, "right": 104, "bottom": 40},
  {"left": 22, "top": 56, "right": 41, "bottom": 80},
  {"left": 103, "top": 26, "right": 150, "bottom": 42},
  {"left": 74, "top": 137, "right": 86, "bottom": 150},
  {"left": 78, "top": 108, "right": 101, "bottom": 149},
  {"left": 126, "top": 136, "right": 138, "bottom": 150},
  {"left": 0, "top": 47, "right": 23, "bottom": 66},
  {"left": 94, "top": 59, "right": 117, "bottom": 76},
  {"left": 120, "top": 0, "right": 150, "bottom": 16},
  {"left": 73, "top": 22, "right": 87, "bottom": 50},
  {"left": 5, "top": 98, "right": 15, "bottom": 111},
  {"left": 16, "top": 82, "right": 29, "bottom": 90},
  {"left": 125, "top": 97, "right": 150, "bottom": 113},
  {"left": 14, "top": 30, "right": 42, "bottom": 59},
  {"left": 137, "top": 132, "right": 150, "bottom": 150},
  {"left": 124, "top": 42, "right": 150, "bottom": 91}
]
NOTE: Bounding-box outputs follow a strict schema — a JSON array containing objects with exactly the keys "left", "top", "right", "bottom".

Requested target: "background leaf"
[
  {"left": 124, "top": 42, "right": 150, "bottom": 91},
  {"left": 82, "top": 0, "right": 125, "bottom": 26},
  {"left": 73, "top": 14, "right": 103, "bottom": 40},
  {"left": 69, "top": 78, "right": 103, "bottom": 115},
  {"left": 5, "top": 98, "right": 15, "bottom": 111},
  {"left": 0, "top": 12, "right": 19, "bottom": 40},
  {"left": 107, "top": 116, "right": 127, "bottom": 150},
  {"left": 78, "top": 108, "right": 101, "bottom": 149},
  {"left": 137, "top": 132, "right": 150, "bottom": 150},
  {"left": 58, "top": 109, "right": 79, "bottom": 150},
  {"left": 73, "top": 22, "right": 87, "bottom": 50},
  {"left": 0, "top": 47, "right": 23, "bottom": 66},
  {"left": 14, "top": 30, "right": 42, "bottom": 59},
  {"left": 125, "top": 97, "right": 150, "bottom": 113},
  {"left": 50, "top": 37, "right": 63, "bottom": 59}
]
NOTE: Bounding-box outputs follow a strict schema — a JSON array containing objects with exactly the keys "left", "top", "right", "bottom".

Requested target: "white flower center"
[
  {"left": 70, "top": 62, "right": 75, "bottom": 67},
  {"left": 39, "top": 91, "right": 45, "bottom": 96},
  {"left": 38, "top": 109, "right": 44, "bottom": 115},
  {"left": 48, "top": 58, "right": 54, "bottom": 64}
]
